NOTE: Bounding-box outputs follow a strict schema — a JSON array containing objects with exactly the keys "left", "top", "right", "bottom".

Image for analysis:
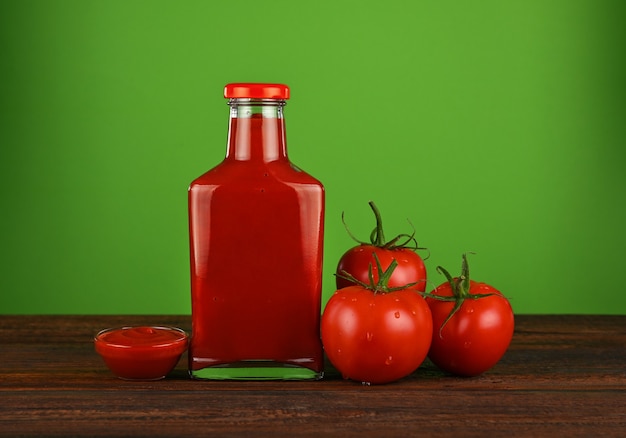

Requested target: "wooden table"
[{"left": 0, "top": 315, "right": 624, "bottom": 437}]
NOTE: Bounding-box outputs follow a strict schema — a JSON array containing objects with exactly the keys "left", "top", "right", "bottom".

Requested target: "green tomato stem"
[
  {"left": 341, "top": 201, "right": 427, "bottom": 253},
  {"left": 460, "top": 252, "right": 472, "bottom": 296},
  {"left": 426, "top": 252, "right": 496, "bottom": 336},
  {"left": 368, "top": 201, "right": 386, "bottom": 246}
]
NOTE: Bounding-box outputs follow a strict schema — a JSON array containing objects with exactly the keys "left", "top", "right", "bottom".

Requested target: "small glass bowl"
[{"left": 94, "top": 326, "right": 188, "bottom": 380}]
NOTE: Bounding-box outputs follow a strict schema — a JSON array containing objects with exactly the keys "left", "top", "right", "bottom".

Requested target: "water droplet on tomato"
[
  {"left": 464, "top": 341, "right": 472, "bottom": 349},
  {"left": 394, "top": 298, "right": 400, "bottom": 302},
  {"left": 366, "top": 332, "right": 374, "bottom": 341},
  {"left": 337, "top": 349, "right": 342, "bottom": 355},
  {"left": 351, "top": 298, "right": 358, "bottom": 302},
  {"left": 385, "top": 356, "right": 393, "bottom": 365},
  {"left": 394, "top": 311, "right": 400, "bottom": 319}
]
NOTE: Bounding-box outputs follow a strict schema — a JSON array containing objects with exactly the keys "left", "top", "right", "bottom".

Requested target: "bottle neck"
[{"left": 226, "top": 99, "right": 288, "bottom": 162}]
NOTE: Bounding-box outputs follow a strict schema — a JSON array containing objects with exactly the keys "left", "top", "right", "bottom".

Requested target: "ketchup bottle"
[{"left": 188, "top": 83, "right": 325, "bottom": 380}]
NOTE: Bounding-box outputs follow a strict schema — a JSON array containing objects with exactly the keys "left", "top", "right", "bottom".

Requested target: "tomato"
[
  {"left": 336, "top": 201, "right": 427, "bottom": 292},
  {"left": 424, "top": 253, "right": 514, "bottom": 377},
  {"left": 322, "top": 257, "right": 433, "bottom": 384},
  {"left": 337, "top": 245, "right": 426, "bottom": 291}
]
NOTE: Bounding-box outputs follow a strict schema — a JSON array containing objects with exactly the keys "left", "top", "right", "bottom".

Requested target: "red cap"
[{"left": 224, "top": 83, "right": 290, "bottom": 99}]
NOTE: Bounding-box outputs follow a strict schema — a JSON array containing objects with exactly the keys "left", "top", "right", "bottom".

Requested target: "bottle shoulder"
[{"left": 189, "top": 159, "right": 323, "bottom": 189}]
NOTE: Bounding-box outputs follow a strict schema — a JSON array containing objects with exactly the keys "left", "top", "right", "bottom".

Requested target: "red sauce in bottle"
[{"left": 188, "top": 83, "right": 324, "bottom": 380}]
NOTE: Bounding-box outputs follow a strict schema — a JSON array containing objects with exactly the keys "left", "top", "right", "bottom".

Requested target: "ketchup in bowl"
[{"left": 94, "top": 326, "right": 188, "bottom": 380}]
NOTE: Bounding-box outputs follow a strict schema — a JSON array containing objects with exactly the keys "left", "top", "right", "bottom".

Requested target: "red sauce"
[
  {"left": 96, "top": 326, "right": 186, "bottom": 349},
  {"left": 188, "top": 102, "right": 324, "bottom": 379},
  {"left": 94, "top": 326, "right": 188, "bottom": 380}
]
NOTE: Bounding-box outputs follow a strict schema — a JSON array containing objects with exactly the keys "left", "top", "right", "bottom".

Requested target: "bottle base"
[{"left": 189, "top": 361, "right": 323, "bottom": 381}]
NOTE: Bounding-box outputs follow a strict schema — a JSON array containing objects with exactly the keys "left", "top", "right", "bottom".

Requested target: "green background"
[{"left": 1, "top": 0, "right": 625, "bottom": 315}]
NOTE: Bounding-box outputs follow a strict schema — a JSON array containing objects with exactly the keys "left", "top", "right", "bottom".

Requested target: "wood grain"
[{"left": 0, "top": 315, "right": 624, "bottom": 437}]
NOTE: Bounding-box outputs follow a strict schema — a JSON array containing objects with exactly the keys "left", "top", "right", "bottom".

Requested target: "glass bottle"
[{"left": 188, "top": 83, "right": 325, "bottom": 380}]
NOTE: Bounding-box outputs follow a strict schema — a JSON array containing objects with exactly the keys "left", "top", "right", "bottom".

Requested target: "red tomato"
[
  {"left": 424, "top": 254, "right": 514, "bottom": 377},
  {"left": 336, "top": 202, "right": 427, "bottom": 292},
  {"left": 337, "top": 245, "right": 426, "bottom": 291},
  {"left": 322, "top": 258, "right": 433, "bottom": 384}
]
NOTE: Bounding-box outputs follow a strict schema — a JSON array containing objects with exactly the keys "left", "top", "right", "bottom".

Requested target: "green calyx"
[
  {"left": 336, "top": 253, "right": 419, "bottom": 295},
  {"left": 421, "top": 252, "right": 496, "bottom": 334},
  {"left": 342, "top": 201, "right": 427, "bottom": 252}
]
